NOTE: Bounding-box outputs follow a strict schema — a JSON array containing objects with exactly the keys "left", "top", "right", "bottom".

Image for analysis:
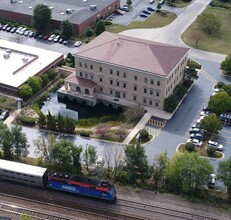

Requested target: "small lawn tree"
[
  {"left": 95, "top": 20, "right": 105, "bottom": 36},
  {"left": 221, "top": 54, "right": 231, "bottom": 75}
]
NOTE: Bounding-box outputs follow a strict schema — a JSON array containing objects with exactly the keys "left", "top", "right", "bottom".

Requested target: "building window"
[
  {"left": 110, "top": 79, "right": 113, "bottom": 85},
  {"left": 110, "top": 69, "right": 113, "bottom": 74},
  {"left": 117, "top": 81, "right": 120, "bottom": 87},
  {"left": 99, "top": 67, "right": 102, "bottom": 72},
  {"left": 85, "top": 73, "right": 88, "bottom": 78},
  {"left": 150, "top": 90, "right": 153, "bottom": 95},
  {"left": 85, "top": 63, "right": 87, "bottom": 68},
  {"left": 134, "top": 85, "right": 137, "bottom": 91},
  {"left": 91, "top": 75, "right": 93, "bottom": 80},
  {"left": 144, "top": 88, "right": 147, "bottom": 94},
  {"left": 123, "top": 82, "right": 126, "bottom": 88},
  {"left": 134, "top": 76, "right": 137, "bottom": 81},
  {"left": 79, "top": 62, "right": 82, "bottom": 67},
  {"left": 80, "top": 72, "right": 83, "bottom": 77},
  {"left": 123, "top": 93, "right": 126, "bottom": 98},
  {"left": 99, "top": 77, "right": 103, "bottom": 82},
  {"left": 144, "top": 78, "right": 147, "bottom": 83},
  {"left": 110, "top": 89, "right": 113, "bottom": 95},
  {"left": 123, "top": 72, "right": 126, "bottom": 78},
  {"left": 100, "top": 87, "right": 103, "bottom": 92},
  {"left": 133, "top": 96, "right": 137, "bottom": 101},
  {"left": 117, "top": 71, "right": 120, "bottom": 76},
  {"left": 90, "top": 65, "right": 93, "bottom": 70},
  {"left": 156, "top": 91, "right": 160, "bottom": 96},
  {"left": 155, "top": 102, "right": 159, "bottom": 107},
  {"left": 157, "top": 81, "right": 160, "bottom": 86},
  {"left": 151, "top": 79, "right": 154, "bottom": 85},
  {"left": 149, "top": 100, "right": 152, "bottom": 105},
  {"left": 143, "top": 98, "right": 146, "bottom": 104}
]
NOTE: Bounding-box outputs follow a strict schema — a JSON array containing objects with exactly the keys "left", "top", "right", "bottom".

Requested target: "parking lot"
[{"left": 0, "top": 26, "right": 80, "bottom": 56}]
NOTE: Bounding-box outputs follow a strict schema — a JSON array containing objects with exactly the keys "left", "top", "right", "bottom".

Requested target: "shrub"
[
  {"left": 139, "top": 129, "right": 149, "bottom": 142},
  {"left": 187, "top": 60, "right": 202, "bottom": 69},
  {"left": 79, "top": 130, "right": 91, "bottom": 137},
  {"left": 185, "top": 142, "right": 195, "bottom": 152},
  {"left": 19, "top": 116, "right": 36, "bottom": 126},
  {"left": 103, "top": 20, "right": 112, "bottom": 25},
  {"left": 216, "top": 81, "right": 225, "bottom": 89},
  {"left": 47, "top": 68, "right": 57, "bottom": 80},
  {"left": 207, "top": 146, "right": 216, "bottom": 156},
  {"left": 115, "top": 169, "right": 128, "bottom": 183}
]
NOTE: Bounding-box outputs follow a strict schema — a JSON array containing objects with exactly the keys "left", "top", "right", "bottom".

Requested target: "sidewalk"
[{"left": 4, "top": 109, "right": 21, "bottom": 126}]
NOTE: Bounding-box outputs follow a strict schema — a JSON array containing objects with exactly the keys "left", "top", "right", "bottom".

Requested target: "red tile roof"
[
  {"left": 65, "top": 73, "right": 97, "bottom": 88},
  {"left": 75, "top": 32, "right": 189, "bottom": 76}
]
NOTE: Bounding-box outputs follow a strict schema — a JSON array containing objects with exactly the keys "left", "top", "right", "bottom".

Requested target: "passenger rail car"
[
  {"left": 0, "top": 159, "right": 48, "bottom": 187},
  {"left": 48, "top": 171, "right": 117, "bottom": 202},
  {"left": 0, "top": 159, "right": 116, "bottom": 202}
]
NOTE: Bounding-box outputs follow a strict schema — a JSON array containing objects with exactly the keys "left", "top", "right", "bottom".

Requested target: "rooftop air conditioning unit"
[
  {"left": 3, "top": 53, "right": 10, "bottom": 59},
  {"left": 90, "top": 5, "right": 97, "bottom": 10}
]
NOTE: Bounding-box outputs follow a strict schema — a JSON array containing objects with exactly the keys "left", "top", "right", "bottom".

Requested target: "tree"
[
  {"left": 200, "top": 113, "right": 222, "bottom": 136},
  {"left": 60, "top": 20, "right": 73, "bottom": 40},
  {"left": 95, "top": 20, "right": 105, "bottom": 36},
  {"left": 70, "top": 144, "right": 83, "bottom": 174},
  {"left": 126, "top": 0, "right": 132, "bottom": 6},
  {"left": 82, "top": 145, "right": 97, "bottom": 171},
  {"left": 19, "top": 84, "right": 33, "bottom": 100},
  {"left": 197, "top": 13, "right": 221, "bottom": 35},
  {"left": 151, "top": 152, "right": 169, "bottom": 188},
  {"left": 221, "top": 84, "right": 231, "bottom": 96},
  {"left": 84, "top": 27, "right": 94, "bottom": 38},
  {"left": 37, "top": 112, "right": 46, "bottom": 129},
  {"left": 27, "top": 76, "right": 43, "bottom": 94},
  {"left": 11, "top": 125, "right": 29, "bottom": 158},
  {"left": 46, "top": 110, "right": 56, "bottom": 131},
  {"left": 33, "top": 133, "right": 56, "bottom": 163},
  {"left": 32, "top": 4, "right": 51, "bottom": 33},
  {"left": 124, "top": 143, "right": 150, "bottom": 184},
  {"left": 139, "top": 129, "right": 149, "bottom": 142},
  {"left": 165, "top": 153, "right": 213, "bottom": 195},
  {"left": 64, "top": 116, "right": 75, "bottom": 133},
  {"left": 208, "top": 91, "right": 231, "bottom": 115},
  {"left": 190, "top": 31, "right": 206, "bottom": 46},
  {"left": 164, "top": 95, "right": 179, "bottom": 113},
  {"left": 218, "top": 157, "right": 231, "bottom": 202},
  {"left": 0, "top": 126, "right": 13, "bottom": 160},
  {"left": 40, "top": 73, "right": 49, "bottom": 86},
  {"left": 57, "top": 113, "right": 65, "bottom": 132},
  {"left": 185, "top": 142, "right": 195, "bottom": 152},
  {"left": 221, "top": 54, "right": 231, "bottom": 74},
  {"left": 124, "top": 107, "right": 144, "bottom": 123},
  {"left": 185, "top": 67, "right": 198, "bottom": 80}
]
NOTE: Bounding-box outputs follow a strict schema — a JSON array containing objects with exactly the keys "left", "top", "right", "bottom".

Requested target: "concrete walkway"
[
  {"left": 122, "top": 112, "right": 152, "bottom": 145},
  {"left": 4, "top": 109, "right": 21, "bottom": 126}
]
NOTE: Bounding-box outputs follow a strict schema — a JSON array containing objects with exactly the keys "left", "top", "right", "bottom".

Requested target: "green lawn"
[
  {"left": 106, "top": 12, "right": 177, "bottom": 33},
  {"left": 181, "top": 6, "right": 231, "bottom": 55}
]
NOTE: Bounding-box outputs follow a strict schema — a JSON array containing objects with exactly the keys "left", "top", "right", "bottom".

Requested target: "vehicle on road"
[
  {"left": 208, "top": 140, "right": 223, "bottom": 151},
  {"left": 0, "top": 159, "right": 117, "bottom": 202}
]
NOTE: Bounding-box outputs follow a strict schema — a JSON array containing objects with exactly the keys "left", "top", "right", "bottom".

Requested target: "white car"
[
  {"left": 19, "top": 27, "right": 27, "bottom": 35},
  {"left": 208, "top": 140, "right": 223, "bottom": 151},
  {"left": 48, "top": 34, "right": 56, "bottom": 42},
  {"left": 197, "top": 116, "right": 205, "bottom": 124},
  {"left": 187, "top": 138, "right": 203, "bottom": 147},
  {"left": 200, "top": 111, "right": 210, "bottom": 116},
  {"left": 74, "top": 41, "right": 82, "bottom": 47},
  {"left": 208, "top": 173, "right": 216, "bottom": 189},
  {"left": 16, "top": 26, "right": 23, "bottom": 34}
]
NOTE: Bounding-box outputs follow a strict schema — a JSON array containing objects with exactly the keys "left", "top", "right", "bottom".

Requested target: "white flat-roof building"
[{"left": 0, "top": 40, "right": 64, "bottom": 96}]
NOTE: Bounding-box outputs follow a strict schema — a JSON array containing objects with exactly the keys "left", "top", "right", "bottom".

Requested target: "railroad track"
[{"left": 117, "top": 199, "right": 221, "bottom": 220}]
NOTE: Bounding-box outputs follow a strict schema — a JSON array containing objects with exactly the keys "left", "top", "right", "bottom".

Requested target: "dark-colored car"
[
  {"left": 140, "top": 13, "right": 148, "bottom": 18},
  {"left": 38, "top": 34, "right": 44, "bottom": 39},
  {"left": 34, "top": 32, "right": 40, "bottom": 39},
  {"left": 29, "top": 31, "right": 35, "bottom": 38},
  {"left": 6, "top": 26, "right": 12, "bottom": 32},
  {"left": 0, "top": 108, "right": 2, "bottom": 115},
  {"left": 147, "top": 7, "right": 155, "bottom": 12},
  {"left": 43, "top": 34, "right": 50, "bottom": 40},
  {"left": 0, "top": 110, "right": 9, "bottom": 121},
  {"left": 63, "top": 40, "right": 70, "bottom": 45},
  {"left": 0, "top": 24, "right": 3, "bottom": 30},
  {"left": 143, "top": 10, "right": 151, "bottom": 15}
]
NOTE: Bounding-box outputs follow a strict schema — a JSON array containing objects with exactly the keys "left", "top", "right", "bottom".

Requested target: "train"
[{"left": 0, "top": 159, "right": 117, "bottom": 202}]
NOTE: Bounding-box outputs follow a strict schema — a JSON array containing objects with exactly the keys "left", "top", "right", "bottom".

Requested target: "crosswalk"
[
  {"left": 147, "top": 118, "right": 166, "bottom": 128},
  {"left": 199, "top": 70, "right": 218, "bottom": 85},
  {"left": 145, "top": 126, "right": 161, "bottom": 137}
]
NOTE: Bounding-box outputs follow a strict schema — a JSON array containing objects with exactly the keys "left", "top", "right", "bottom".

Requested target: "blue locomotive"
[{"left": 0, "top": 159, "right": 117, "bottom": 202}]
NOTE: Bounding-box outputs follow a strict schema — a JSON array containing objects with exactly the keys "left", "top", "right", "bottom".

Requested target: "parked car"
[
  {"left": 202, "top": 106, "right": 211, "bottom": 112},
  {"left": 63, "top": 40, "right": 70, "bottom": 45},
  {"left": 37, "top": 34, "right": 44, "bottom": 39},
  {"left": 0, "top": 24, "right": 3, "bottom": 30},
  {"left": 192, "top": 123, "right": 200, "bottom": 129},
  {"left": 34, "top": 32, "right": 40, "bottom": 39},
  {"left": 10, "top": 27, "right": 17, "bottom": 33},
  {"left": 149, "top": 0, "right": 155, "bottom": 4},
  {"left": 0, "top": 108, "right": 2, "bottom": 115},
  {"left": 208, "top": 173, "right": 216, "bottom": 189},
  {"left": 53, "top": 35, "right": 60, "bottom": 43},
  {"left": 24, "top": 30, "right": 30, "bottom": 36},
  {"left": 208, "top": 140, "right": 223, "bottom": 151},
  {"left": 190, "top": 133, "right": 204, "bottom": 141},
  {"left": 43, "top": 34, "right": 50, "bottom": 40},
  {"left": 120, "top": 6, "right": 129, "bottom": 12},
  {"left": 147, "top": 7, "right": 155, "bottom": 12},
  {"left": 48, "top": 34, "right": 56, "bottom": 42},
  {"left": 189, "top": 128, "right": 204, "bottom": 135},
  {"left": 0, "top": 110, "right": 9, "bottom": 121},
  {"left": 2, "top": 24, "right": 9, "bottom": 31},
  {"left": 28, "top": 31, "right": 35, "bottom": 38},
  {"left": 196, "top": 116, "right": 205, "bottom": 124},
  {"left": 140, "top": 13, "right": 148, "bottom": 18},
  {"left": 59, "top": 38, "right": 64, "bottom": 44},
  {"left": 200, "top": 111, "right": 210, "bottom": 116},
  {"left": 143, "top": 10, "right": 151, "bottom": 15},
  {"left": 19, "top": 27, "right": 27, "bottom": 35},
  {"left": 187, "top": 138, "right": 203, "bottom": 147},
  {"left": 6, "top": 26, "right": 12, "bottom": 32},
  {"left": 16, "top": 26, "right": 23, "bottom": 34},
  {"left": 74, "top": 41, "right": 82, "bottom": 47}
]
